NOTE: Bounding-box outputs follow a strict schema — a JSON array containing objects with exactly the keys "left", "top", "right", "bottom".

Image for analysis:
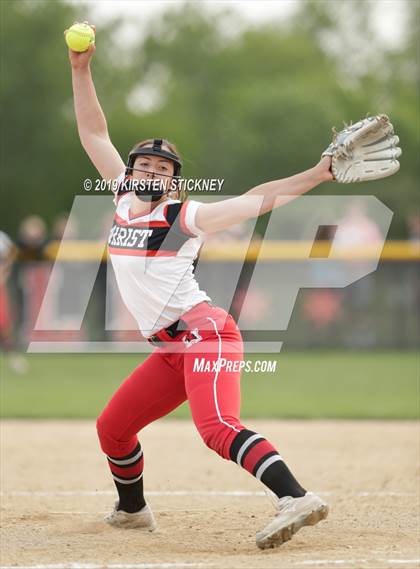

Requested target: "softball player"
[{"left": 68, "top": 28, "right": 333, "bottom": 549}]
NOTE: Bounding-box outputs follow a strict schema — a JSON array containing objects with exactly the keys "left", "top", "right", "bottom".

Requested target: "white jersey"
[{"left": 108, "top": 179, "right": 211, "bottom": 338}]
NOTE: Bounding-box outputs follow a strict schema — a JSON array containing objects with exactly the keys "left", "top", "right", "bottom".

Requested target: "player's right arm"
[{"left": 67, "top": 26, "right": 125, "bottom": 181}]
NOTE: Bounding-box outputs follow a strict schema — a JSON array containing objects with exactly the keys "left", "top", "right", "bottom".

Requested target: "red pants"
[
  {"left": 0, "top": 283, "right": 12, "bottom": 338},
  {"left": 97, "top": 302, "right": 246, "bottom": 461}
]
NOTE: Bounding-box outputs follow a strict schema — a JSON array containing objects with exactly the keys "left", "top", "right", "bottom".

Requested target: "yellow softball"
[{"left": 65, "top": 23, "right": 95, "bottom": 53}]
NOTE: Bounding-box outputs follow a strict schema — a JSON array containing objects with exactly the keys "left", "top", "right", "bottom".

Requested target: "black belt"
[{"left": 147, "top": 318, "right": 189, "bottom": 346}]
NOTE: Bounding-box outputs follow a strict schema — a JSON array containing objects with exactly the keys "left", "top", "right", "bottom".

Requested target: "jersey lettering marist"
[{"left": 108, "top": 179, "right": 211, "bottom": 338}]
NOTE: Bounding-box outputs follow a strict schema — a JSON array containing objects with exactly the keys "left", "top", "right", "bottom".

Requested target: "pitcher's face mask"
[{"left": 124, "top": 139, "right": 182, "bottom": 202}]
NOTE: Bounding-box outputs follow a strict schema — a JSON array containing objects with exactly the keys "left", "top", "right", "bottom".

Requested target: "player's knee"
[
  {"left": 96, "top": 413, "right": 105, "bottom": 436},
  {"left": 96, "top": 412, "right": 107, "bottom": 441},
  {"left": 96, "top": 410, "right": 138, "bottom": 457},
  {"left": 96, "top": 410, "right": 116, "bottom": 452}
]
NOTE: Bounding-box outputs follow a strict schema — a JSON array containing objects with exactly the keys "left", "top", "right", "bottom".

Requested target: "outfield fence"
[{"left": 5, "top": 240, "right": 420, "bottom": 350}]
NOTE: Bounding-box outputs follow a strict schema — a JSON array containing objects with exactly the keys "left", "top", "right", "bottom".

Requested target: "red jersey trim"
[
  {"left": 180, "top": 201, "right": 198, "bottom": 238},
  {"left": 108, "top": 247, "right": 177, "bottom": 257},
  {"left": 114, "top": 213, "right": 170, "bottom": 228}
]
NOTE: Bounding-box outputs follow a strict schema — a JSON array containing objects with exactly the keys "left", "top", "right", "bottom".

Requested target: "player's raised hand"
[
  {"left": 64, "top": 22, "right": 96, "bottom": 69},
  {"left": 313, "top": 155, "right": 334, "bottom": 183}
]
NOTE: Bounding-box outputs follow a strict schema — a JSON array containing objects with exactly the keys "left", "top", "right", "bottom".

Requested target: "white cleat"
[
  {"left": 256, "top": 491, "right": 328, "bottom": 549},
  {"left": 104, "top": 502, "right": 157, "bottom": 531}
]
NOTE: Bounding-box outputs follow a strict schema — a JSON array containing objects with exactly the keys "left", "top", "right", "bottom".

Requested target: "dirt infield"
[{"left": 1, "top": 419, "right": 419, "bottom": 569}]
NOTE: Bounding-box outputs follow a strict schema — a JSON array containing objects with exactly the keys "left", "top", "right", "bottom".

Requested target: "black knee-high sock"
[
  {"left": 229, "top": 429, "right": 306, "bottom": 499},
  {"left": 106, "top": 442, "right": 146, "bottom": 512}
]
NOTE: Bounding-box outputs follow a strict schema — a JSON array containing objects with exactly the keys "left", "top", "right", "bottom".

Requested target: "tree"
[{"left": 1, "top": 0, "right": 417, "bottom": 238}]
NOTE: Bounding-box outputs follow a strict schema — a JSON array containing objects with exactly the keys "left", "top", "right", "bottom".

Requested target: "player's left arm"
[{"left": 194, "top": 156, "right": 333, "bottom": 234}]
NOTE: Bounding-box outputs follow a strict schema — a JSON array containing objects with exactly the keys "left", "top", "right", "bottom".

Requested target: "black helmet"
[{"left": 122, "top": 138, "right": 182, "bottom": 202}]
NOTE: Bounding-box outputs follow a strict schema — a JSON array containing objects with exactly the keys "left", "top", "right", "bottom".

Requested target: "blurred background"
[{"left": 0, "top": 0, "right": 419, "bottom": 419}]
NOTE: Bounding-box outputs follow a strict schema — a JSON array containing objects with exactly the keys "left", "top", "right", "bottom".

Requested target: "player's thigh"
[
  {"left": 98, "top": 349, "right": 186, "bottom": 440},
  {"left": 183, "top": 313, "right": 244, "bottom": 440}
]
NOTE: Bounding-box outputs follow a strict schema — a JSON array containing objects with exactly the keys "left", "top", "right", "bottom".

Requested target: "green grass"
[{"left": 1, "top": 351, "right": 419, "bottom": 419}]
